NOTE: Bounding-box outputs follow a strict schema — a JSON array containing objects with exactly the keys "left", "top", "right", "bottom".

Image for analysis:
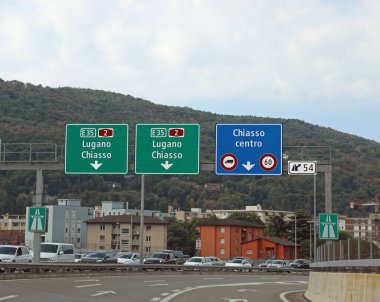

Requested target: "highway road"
[{"left": 0, "top": 273, "right": 308, "bottom": 302}]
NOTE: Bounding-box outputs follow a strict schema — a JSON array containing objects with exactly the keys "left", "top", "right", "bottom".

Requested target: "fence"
[{"left": 316, "top": 238, "right": 380, "bottom": 262}]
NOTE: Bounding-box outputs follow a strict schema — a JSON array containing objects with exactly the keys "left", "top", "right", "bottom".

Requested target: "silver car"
[{"left": 0, "top": 245, "right": 32, "bottom": 263}]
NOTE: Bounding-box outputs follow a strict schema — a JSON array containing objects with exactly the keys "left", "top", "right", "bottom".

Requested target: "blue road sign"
[{"left": 215, "top": 124, "right": 282, "bottom": 175}]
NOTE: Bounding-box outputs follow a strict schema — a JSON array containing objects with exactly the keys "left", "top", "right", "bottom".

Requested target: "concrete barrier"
[{"left": 305, "top": 272, "right": 380, "bottom": 302}]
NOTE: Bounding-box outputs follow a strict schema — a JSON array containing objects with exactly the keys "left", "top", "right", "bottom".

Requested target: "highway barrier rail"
[{"left": 0, "top": 263, "right": 310, "bottom": 279}]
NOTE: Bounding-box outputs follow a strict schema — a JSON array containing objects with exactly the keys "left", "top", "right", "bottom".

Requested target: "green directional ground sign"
[
  {"left": 65, "top": 124, "right": 128, "bottom": 174},
  {"left": 28, "top": 207, "right": 46, "bottom": 233},
  {"left": 319, "top": 213, "right": 339, "bottom": 240},
  {"left": 135, "top": 124, "right": 200, "bottom": 174}
]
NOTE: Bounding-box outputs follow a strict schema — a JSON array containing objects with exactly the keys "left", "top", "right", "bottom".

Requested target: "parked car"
[
  {"left": 81, "top": 252, "right": 118, "bottom": 263},
  {"left": 208, "top": 256, "right": 225, "bottom": 266},
  {"left": 225, "top": 258, "right": 253, "bottom": 270},
  {"left": 267, "top": 260, "right": 285, "bottom": 268},
  {"left": 117, "top": 252, "right": 140, "bottom": 264},
  {"left": 290, "top": 259, "right": 310, "bottom": 269},
  {"left": 38, "top": 243, "right": 75, "bottom": 262},
  {"left": 143, "top": 252, "right": 177, "bottom": 265},
  {"left": 258, "top": 259, "right": 275, "bottom": 267},
  {"left": 0, "top": 245, "right": 32, "bottom": 263},
  {"left": 158, "top": 250, "right": 185, "bottom": 264},
  {"left": 183, "top": 257, "right": 213, "bottom": 269},
  {"left": 74, "top": 253, "right": 82, "bottom": 263}
]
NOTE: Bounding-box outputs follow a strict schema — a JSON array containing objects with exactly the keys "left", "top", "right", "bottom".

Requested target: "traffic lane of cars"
[{"left": 0, "top": 273, "right": 309, "bottom": 302}]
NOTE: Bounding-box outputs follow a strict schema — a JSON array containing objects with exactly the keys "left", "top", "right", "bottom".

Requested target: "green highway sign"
[
  {"left": 65, "top": 124, "right": 128, "bottom": 174},
  {"left": 135, "top": 124, "right": 200, "bottom": 174},
  {"left": 28, "top": 207, "right": 46, "bottom": 233},
  {"left": 319, "top": 213, "right": 339, "bottom": 240}
]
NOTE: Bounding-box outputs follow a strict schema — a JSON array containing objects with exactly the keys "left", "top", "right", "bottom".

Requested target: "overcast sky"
[{"left": 1, "top": 0, "right": 379, "bottom": 142}]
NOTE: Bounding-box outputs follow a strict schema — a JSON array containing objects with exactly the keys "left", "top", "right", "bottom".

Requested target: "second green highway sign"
[{"left": 135, "top": 124, "right": 200, "bottom": 174}]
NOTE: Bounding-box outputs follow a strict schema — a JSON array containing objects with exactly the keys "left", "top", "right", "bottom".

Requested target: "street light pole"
[
  {"left": 294, "top": 214, "right": 297, "bottom": 260},
  {"left": 307, "top": 220, "right": 312, "bottom": 261},
  {"left": 313, "top": 173, "right": 317, "bottom": 262}
]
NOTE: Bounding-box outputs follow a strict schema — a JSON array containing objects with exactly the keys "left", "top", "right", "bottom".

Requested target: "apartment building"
[
  {"left": 85, "top": 214, "right": 168, "bottom": 254},
  {"left": 196, "top": 219, "right": 265, "bottom": 259},
  {"left": 339, "top": 214, "right": 380, "bottom": 246},
  {"left": 212, "top": 204, "right": 295, "bottom": 225},
  {"left": 0, "top": 214, "right": 26, "bottom": 245}
]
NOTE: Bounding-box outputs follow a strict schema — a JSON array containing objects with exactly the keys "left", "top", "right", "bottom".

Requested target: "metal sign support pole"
[
  {"left": 33, "top": 169, "right": 43, "bottom": 263},
  {"left": 139, "top": 174, "right": 145, "bottom": 265}
]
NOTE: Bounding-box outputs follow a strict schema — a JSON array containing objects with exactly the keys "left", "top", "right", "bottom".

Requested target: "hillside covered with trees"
[{"left": 0, "top": 79, "right": 379, "bottom": 217}]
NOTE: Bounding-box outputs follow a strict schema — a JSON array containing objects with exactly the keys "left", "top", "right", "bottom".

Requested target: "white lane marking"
[
  {"left": 161, "top": 293, "right": 170, "bottom": 296},
  {"left": 172, "top": 290, "right": 180, "bottom": 292},
  {"left": 221, "top": 299, "right": 247, "bottom": 302},
  {"left": 148, "top": 284, "right": 168, "bottom": 287},
  {"left": 144, "top": 280, "right": 166, "bottom": 283},
  {"left": 237, "top": 289, "right": 257, "bottom": 292},
  {"left": 0, "top": 296, "right": 18, "bottom": 301},
  {"left": 150, "top": 298, "right": 161, "bottom": 302},
  {"left": 75, "top": 283, "right": 102, "bottom": 288},
  {"left": 204, "top": 278, "right": 225, "bottom": 280},
  {"left": 276, "top": 281, "right": 308, "bottom": 285},
  {"left": 159, "top": 281, "right": 307, "bottom": 302},
  {"left": 91, "top": 291, "right": 116, "bottom": 297},
  {"left": 279, "top": 290, "right": 306, "bottom": 302},
  {"left": 73, "top": 279, "right": 100, "bottom": 282}
]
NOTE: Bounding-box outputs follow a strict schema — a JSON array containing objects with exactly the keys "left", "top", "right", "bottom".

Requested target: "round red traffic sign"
[
  {"left": 259, "top": 153, "right": 277, "bottom": 171},
  {"left": 220, "top": 153, "right": 238, "bottom": 171}
]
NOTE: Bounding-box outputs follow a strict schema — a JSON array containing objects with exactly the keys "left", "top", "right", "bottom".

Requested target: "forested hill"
[{"left": 0, "top": 79, "right": 379, "bottom": 216}]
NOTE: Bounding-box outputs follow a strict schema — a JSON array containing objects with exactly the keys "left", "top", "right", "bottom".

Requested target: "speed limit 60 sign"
[{"left": 288, "top": 161, "right": 317, "bottom": 175}]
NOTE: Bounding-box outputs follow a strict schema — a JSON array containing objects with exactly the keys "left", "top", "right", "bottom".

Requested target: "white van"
[
  {"left": 39, "top": 243, "right": 75, "bottom": 262},
  {"left": 0, "top": 245, "right": 32, "bottom": 263}
]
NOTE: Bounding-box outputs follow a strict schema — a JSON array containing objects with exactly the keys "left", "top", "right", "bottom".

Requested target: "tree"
[
  {"left": 166, "top": 218, "right": 198, "bottom": 256},
  {"left": 265, "top": 214, "right": 290, "bottom": 238}
]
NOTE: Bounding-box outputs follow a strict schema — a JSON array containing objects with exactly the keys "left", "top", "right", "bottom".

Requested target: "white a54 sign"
[{"left": 288, "top": 161, "right": 317, "bottom": 175}]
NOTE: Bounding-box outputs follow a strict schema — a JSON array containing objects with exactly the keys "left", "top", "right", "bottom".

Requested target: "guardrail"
[
  {"left": 0, "top": 263, "right": 310, "bottom": 279},
  {"left": 311, "top": 260, "right": 380, "bottom": 273}
]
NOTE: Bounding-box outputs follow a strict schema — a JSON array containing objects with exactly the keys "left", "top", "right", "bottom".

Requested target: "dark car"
[
  {"left": 158, "top": 249, "right": 185, "bottom": 264},
  {"left": 143, "top": 252, "right": 176, "bottom": 264},
  {"left": 290, "top": 259, "right": 310, "bottom": 269},
  {"left": 80, "top": 252, "right": 117, "bottom": 264}
]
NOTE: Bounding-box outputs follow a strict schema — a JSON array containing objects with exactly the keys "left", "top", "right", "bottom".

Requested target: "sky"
[{"left": 0, "top": 0, "right": 379, "bottom": 142}]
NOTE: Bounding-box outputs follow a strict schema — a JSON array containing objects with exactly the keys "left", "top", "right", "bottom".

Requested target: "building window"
[
  {"left": 77, "top": 228, "right": 80, "bottom": 234},
  {"left": 100, "top": 225, "right": 105, "bottom": 230},
  {"left": 246, "top": 249, "right": 253, "bottom": 255},
  {"left": 220, "top": 227, "right": 225, "bottom": 233},
  {"left": 122, "top": 240, "right": 129, "bottom": 245},
  {"left": 146, "top": 236, "right": 151, "bottom": 242},
  {"left": 219, "top": 248, "right": 225, "bottom": 254},
  {"left": 100, "top": 235, "right": 105, "bottom": 242},
  {"left": 99, "top": 246, "right": 105, "bottom": 250},
  {"left": 146, "top": 225, "right": 152, "bottom": 232},
  {"left": 121, "top": 228, "right": 130, "bottom": 234},
  {"left": 77, "top": 238, "right": 80, "bottom": 243},
  {"left": 146, "top": 247, "right": 151, "bottom": 253},
  {"left": 220, "top": 238, "right": 225, "bottom": 244}
]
